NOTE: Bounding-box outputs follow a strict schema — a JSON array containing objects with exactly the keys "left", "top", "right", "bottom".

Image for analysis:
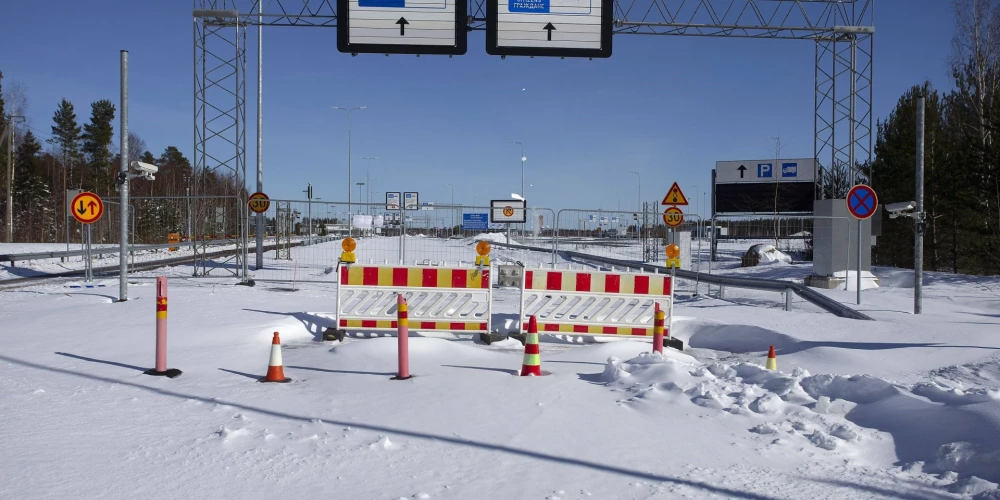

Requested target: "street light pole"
[
  {"left": 333, "top": 106, "right": 365, "bottom": 236},
  {"left": 362, "top": 156, "right": 377, "bottom": 215},
  {"left": 447, "top": 183, "right": 454, "bottom": 230}
]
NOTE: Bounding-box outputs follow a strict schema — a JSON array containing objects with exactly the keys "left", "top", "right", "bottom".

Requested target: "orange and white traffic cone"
[
  {"left": 765, "top": 345, "right": 777, "bottom": 371},
  {"left": 260, "top": 332, "right": 291, "bottom": 383},
  {"left": 520, "top": 316, "right": 542, "bottom": 376}
]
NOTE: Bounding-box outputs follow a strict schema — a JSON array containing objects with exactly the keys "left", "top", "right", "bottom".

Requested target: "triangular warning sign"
[{"left": 661, "top": 182, "right": 689, "bottom": 206}]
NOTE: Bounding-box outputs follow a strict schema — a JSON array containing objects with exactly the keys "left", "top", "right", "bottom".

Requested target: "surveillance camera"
[
  {"left": 130, "top": 161, "right": 159, "bottom": 175},
  {"left": 884, "top": 201, "right": 916, "bottom": 214}
]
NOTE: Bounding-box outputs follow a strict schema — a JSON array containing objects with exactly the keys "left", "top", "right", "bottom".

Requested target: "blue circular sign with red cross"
[{"left": 846, "top": 184, "right": 878, "bottom": 220}]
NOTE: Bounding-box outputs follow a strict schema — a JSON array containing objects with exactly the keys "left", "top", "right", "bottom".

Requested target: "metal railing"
[{"left": 487, "top": 240, "right": 873, "bottom": 321}]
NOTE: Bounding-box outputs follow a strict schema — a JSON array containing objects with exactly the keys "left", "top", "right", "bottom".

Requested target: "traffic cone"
[
  {"left": 260, "top": 332, "right": 291, "bottom": 383},
  {"left": 765, "top": 345, "right": 777, "bottom": 371},
  {"left": 520, "top": 316, "right": 542, "bottom": 376}
]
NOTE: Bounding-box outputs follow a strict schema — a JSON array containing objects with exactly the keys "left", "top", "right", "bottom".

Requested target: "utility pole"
[
  {"left": 119, "top": 50, "right": 130, "bottom": 302},
  {"left": 915, "top": 95, "right": 926, "bottom": 314}
]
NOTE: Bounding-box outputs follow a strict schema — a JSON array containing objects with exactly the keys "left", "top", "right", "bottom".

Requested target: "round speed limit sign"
[
  {"left": 248, "top": 192, "right": 270, "bottom": 214},
  {"left": 663, "top": 207, "right": 684, "bottom": 227}
]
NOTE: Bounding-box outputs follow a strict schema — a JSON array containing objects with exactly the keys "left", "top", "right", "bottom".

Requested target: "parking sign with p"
[{"left": 758, "top": 163, "right": 772, "bottom": 178}]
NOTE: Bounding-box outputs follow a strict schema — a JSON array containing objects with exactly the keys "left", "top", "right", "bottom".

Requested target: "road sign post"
[
  {"left": 71, "top": 192, "right": 103, "bottom": 283},
  {"left": 846, "top": 184, "right": 878, "bottom": 305}
]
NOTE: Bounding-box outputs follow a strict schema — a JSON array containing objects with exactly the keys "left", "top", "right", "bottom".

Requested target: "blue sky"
[{"left": 1, "top": 0, "right": 955, "bottom": 219}]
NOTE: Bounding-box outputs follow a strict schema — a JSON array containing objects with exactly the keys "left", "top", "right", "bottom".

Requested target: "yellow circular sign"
[
  {"left": 71, "top": 192, "right": 104, "bottom": 224},
  {"left": 666, "top": 244, "right": 680, "bottom": 259},
  {"left": 663, "top": 207, "right": 684, "bottom": 227},
  {"left": 342, "top": 237, "right": 357, "bottom": 252},
  {"left": 476, "top": 240, "right": 491, "bottom": 256},
  {"left": 248, "top": 192, "right": 270, "bottom": 214},
  {"left": 503, "top": 206, "right": 515, "bottom": 217}
]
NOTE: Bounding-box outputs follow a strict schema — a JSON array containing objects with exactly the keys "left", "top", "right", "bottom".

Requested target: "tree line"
[
  {"left": 0, "top": 76, "right": 241, "bottom": 245},
  {"left": 871, "top": 0, "right": 1000, "bottom": 276}
]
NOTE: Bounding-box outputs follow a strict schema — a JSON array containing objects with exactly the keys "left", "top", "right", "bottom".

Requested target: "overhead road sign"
[
  {"left": 661, "top": 182, "right": 689, "bottom": 206},
  {"left": 463, "top": 213, "right": 489, "bottom": 231},
  {"left": 486, "top": 0, "right": 613, "bottom": 58},
  {"left": 386, "top": 192, "right": 401, "bottom": 210},
  {"left": 337, "top": 0, "right": 467, "bottom": 55},
  {"left": 491, "top": 199, "right": 527, "bottom": 223},
  {"left": 248, "top": 192, "right": 270, "bottom": 214},
  {"left": 663, "top": 207, "right": 683, "bottom": 227},
  {"left": 71, "top": 192, "right": 104, "bottom": 224},
  {"left": 404, "top": 192, "right": 419, "bottom": 210},
  {"left": 846, "top": 184, "right": 878, "bottom": 219},
  {"left": 715, "top": 158, "right": 816, "bottom": 184}
]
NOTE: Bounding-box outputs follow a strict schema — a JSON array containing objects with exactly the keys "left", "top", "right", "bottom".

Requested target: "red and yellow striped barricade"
[
  {"left": 519, "top": 267, "right": 673, "bottom": 337},
  {"left": 336, "top": 265, "right": 492, "bottom": 334}
]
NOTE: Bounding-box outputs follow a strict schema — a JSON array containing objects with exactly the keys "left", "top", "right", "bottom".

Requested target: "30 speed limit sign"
[
  {"left": 663, "top": 207, "right": 684, "bottom": 227},
  {"left": 248, "top": 192, "right": 270, "bottom": 214}
]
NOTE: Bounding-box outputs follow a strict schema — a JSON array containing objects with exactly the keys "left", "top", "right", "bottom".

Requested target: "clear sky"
[{"left": 1, "top": 0, "right": 956, "bottom": 219}]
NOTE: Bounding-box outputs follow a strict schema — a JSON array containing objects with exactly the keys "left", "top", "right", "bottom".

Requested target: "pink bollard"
[
  {"left": 144, "top": 276, "right": 182, "bottom": 378},
  {"left": 392, "top": 294, "right": 411, "bottom": 380}
]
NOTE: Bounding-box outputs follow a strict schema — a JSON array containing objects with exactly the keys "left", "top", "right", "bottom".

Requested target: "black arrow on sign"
[
  {"left": 543, "top": 22, "right": 556, "bottom": 41},
  {"left": 77, "top": 200, "right": 87, "bottom": 215},
  {"left": 396, "top": 17, "right": 409, "bottom": 36},
  {"left": 737, "top": 164, "right": 747, "bottom": 178}
]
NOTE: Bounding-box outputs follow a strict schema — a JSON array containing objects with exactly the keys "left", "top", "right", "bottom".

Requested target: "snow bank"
[
  {"left": 740, "top": 244, "right": 792, "bottom": 267},
  {"left": 599, "top": 351, "right": 1000, "bottom": 487},
  {"left": 471, "top": 233, "right": 517, "bottom": 245}
]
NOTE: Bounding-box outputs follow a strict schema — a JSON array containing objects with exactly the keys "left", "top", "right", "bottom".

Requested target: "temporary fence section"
[
  {"left": 335, "top": 264, "right": 492, "bottom": 335},
  {"left": 708, "top": 215, "right": 851, "bottom": 266},
  {"left": 549, "top": 208, "right": 705, "bottom": 269},
  {"left": 519, "top": 266, "right": 673, "bottom": 337}
]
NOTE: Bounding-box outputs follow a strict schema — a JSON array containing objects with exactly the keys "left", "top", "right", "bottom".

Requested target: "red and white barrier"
[
  {"left": 519, "top": 267, "right": 673, "bottom": 337},
  {"left": 336, "top": 265, "right": 492, "bottom": 335}
]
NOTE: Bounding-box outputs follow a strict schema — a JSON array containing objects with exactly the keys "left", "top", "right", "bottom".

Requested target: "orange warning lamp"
[
  {"left": 340, "top": 237, "right": 357, "bottom": 264},
  {"left": 475, "top": 240, "right": 491, "bottom": 267},
  {"left": 476, "top": 240, "right": 491, "bottom": 256},
  {"left": 665, "top": 244, "right": 680, "bottom": 259}
]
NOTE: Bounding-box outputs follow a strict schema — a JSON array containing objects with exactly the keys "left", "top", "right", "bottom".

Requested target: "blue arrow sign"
[{"left": 847, "top": 184, "right": 878, "bottom": 219}]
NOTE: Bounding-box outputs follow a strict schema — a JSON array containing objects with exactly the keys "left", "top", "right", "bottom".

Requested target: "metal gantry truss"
[
  {"left": 193, "top": 0, "right": 873, "bottom": 278},
  {"left": 194, "top": 8, "right": 250, "bottom": 279}
]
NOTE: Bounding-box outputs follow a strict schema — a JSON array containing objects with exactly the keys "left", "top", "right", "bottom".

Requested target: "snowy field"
[{"left": 3, "top": 236, "right": 1000, "bottom": 499}]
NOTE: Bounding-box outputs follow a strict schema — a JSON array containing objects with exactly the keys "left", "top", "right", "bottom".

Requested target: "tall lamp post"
[
  {"left": 333, "top": 105, "right": 365, "bottom": 236},
  {"left": 446, "top": 183, "right": 455, "bottom": 230},
  {"left": 509, "top": 141, "right": 525, "bottom": 236},
  {"left": 629, "top": 171, "right": 640, "bottom": 232},
  {"left": 362, "top": 156, "right": 378, "bottom": 214}
]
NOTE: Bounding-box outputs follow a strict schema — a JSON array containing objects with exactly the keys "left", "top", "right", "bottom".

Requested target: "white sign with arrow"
[
  {"left": 337, "top": 0, "right": 467, "bottom": 55},
  {"left": 486, "top": 0, "right": 612, "bottom": 58},
  {"left": 715, "top": 158, "right": 816, "bottom": 184}
]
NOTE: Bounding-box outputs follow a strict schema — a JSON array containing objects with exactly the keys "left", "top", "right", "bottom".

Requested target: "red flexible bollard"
[
  {"left": 392, "top": 294, "right": 411, "bottom": 380},
  {"left": 144, "top": 276, "right": 182, "bottom": 378},
  {"left": 653, "top": 302, "right": 665, "bottom": 354}
]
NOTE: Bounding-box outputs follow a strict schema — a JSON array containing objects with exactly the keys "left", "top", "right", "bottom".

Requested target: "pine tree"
[
  {"left": 49, "top": 99, "right": 82, "bottom": 186},
  {"left": 13, "top": 131, "right": 47, "bottom": 240},
  {"left": 80, "top": 99, "right": 115, "bottom": 194}
]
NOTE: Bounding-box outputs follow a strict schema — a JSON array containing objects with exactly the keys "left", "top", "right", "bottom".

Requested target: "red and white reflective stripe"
[{"left": 523, "top": 270, "right": 671, "bottom": 295}]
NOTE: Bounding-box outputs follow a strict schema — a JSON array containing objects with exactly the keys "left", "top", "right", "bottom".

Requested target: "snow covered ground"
[{"left": 3, "top": 236, "right": 1000, "bottom": 499}]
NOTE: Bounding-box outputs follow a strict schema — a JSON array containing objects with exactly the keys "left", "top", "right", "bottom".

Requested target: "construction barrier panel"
[
  {"left": 520, "top": 267, "right": 673, "bottom": 336},
  {"left": 337, "top": 265, "right": 492, "bottom": 334}
]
